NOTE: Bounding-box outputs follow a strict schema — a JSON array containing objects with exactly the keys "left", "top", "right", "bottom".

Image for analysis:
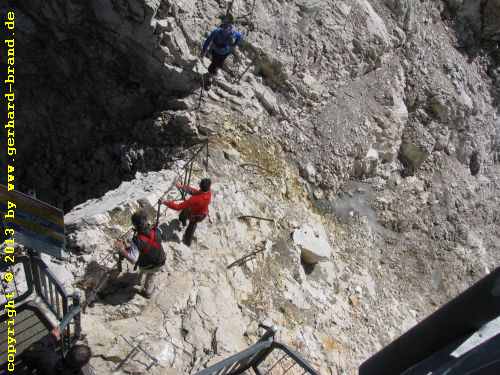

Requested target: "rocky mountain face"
[
  {"left": 7, "top": 0, "right": 202, "bottom": 208},
  {"left": 7, "top": 0, "right": 500, "bottom": 374}
]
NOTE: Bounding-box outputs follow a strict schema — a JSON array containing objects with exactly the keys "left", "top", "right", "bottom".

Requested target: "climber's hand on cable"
[
  {"left": 51, "top": 327, "right": 61, "bottom": 341},
  {"left": 114, "top": 239, "right": 126, "bottom": 252},
  {"left": 117, "top": 245, "right": 129, "bottom": 258}
]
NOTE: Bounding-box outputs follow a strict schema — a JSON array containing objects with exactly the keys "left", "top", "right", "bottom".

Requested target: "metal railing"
[
  {"left": 29, "top": 253, "right": 81, "bottom": 354},
  {"left": 0, "top": 252, "right": 81, "bottom": 356},
  {"left": 194, "top": 326, "right": 320, "bottom": 375},
  {"left": 256, "top": 343, "right": 320, "bottom": 375},
  {"left": 30, "top": 256, "right": 68, "bottom": 321}
]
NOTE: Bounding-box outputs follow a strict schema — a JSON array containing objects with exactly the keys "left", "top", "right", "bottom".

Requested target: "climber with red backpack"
[
  {"left": 161, "top": 178, "right": 212, "bottom": 247},
  {"left": 201, "top": 14, "right": 243, "bottom": 87},
  {"left": 115, "top": 209, "right": 166, "bottom": 298}
]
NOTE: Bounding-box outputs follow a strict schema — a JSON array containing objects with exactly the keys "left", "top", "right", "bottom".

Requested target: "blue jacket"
[{"left": 202, "top": 27, "right": 243, "bottom": 56}]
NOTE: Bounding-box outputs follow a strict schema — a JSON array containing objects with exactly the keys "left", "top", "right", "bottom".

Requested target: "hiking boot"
[{"left": 140, "top": 272, "right": 156, "bottom": 299}]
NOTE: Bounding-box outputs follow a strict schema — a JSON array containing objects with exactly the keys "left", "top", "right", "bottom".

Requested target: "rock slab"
[{"left": 293, "top": 224, "right": 332, "bottom": 264}]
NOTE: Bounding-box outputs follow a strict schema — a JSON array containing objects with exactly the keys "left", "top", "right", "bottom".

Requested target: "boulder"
[
  {"left": 398, "top": 120, "right": 435, "bottom": 175},
  {"left": 293, "top": 224, "right": 332, "bottom": 264},
  {"left": 300, "top": 162, "right": 317, "bottom": 183},
  {"left": 353, "top": 147, "right": 379, "bottom": 178},
  {"left": 398, "top": 142, "right": 429, "bottom": 175},
  {"left": 357, "top": 0, "right": 392, "bottom": 44},
  {"left": 297, "top": 73, "right": 324, "bottom": 101},
  {"left": 66, "top": 228, "right": 112, "bottom": 254},
  {"left": 223, "top": 148, "right": 241, "bottom": 161}
]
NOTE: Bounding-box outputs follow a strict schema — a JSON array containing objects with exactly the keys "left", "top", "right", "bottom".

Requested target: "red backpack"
[{"left": 133, "top": 227, "right": 166, "bottom": 269}]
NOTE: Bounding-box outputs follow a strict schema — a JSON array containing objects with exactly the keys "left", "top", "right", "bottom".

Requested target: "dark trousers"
[
  {"left": 183, "top": 220, "right": 198, "bottom": 247},
  {"left": 179, "top": 209, "right": 206, "bottom": 247},
  {"left": 208, "top": 52, "right": 230, "bottom": 75}
]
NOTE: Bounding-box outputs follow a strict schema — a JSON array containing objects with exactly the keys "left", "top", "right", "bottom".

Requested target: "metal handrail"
[
  {"left": 59, "top": 292, "right": 81, "bottom": 354},
  {"left": 268, "top": 343, "right": 320, "bottom": 375},
  {"left": 0, "top": 252, "right": 82, "bottom": 375},
  {"left": 29, "top": 255, "right": 68, "bottom": 321},
  {"left": 28, "top": 254, "right": 81, "bottom": 354},
  {"left": 195, "top": 341, "right": 273, "bottom": 375},
  {"left": 194, "top": 325, "right": 319, "bottom": 375}
]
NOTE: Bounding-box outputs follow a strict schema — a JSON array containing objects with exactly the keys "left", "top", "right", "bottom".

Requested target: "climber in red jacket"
[{"left": 162, "top": 178, "right": 212, "bottom": 247}]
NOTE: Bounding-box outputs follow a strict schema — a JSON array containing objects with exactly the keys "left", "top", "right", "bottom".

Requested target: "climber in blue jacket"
[{"left": 201, "top": 15, "right": 243, "bottom": 85}]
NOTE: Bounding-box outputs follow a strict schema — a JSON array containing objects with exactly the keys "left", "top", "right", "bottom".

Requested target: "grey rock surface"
[{"left": 293, "top": 223, "right": 333, "bottom": 264}]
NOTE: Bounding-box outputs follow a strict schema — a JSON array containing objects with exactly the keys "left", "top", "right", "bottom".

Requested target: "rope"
[
  {"left": 196, "top": 61, "right": 205, "bottom": 111},
  {"left": 192, "top": 55, "right": 209, "bottom": 181},
  {"left": 157, "top": 140, "right": 209, "bottom": 212},
  {"left": 226, "top": 1, "right": 234, "bottom": 17},
  {"left": 151, "top": 2, "right": 216, "bottom": 226},
  {"left": 163, "top": 50, "right": 209, "bottom": 203},
  {"left": 182, "top": 154, "right": 195, "bottom": 199},
  {"left": 230, "top": 0, "right": 257, "bottom": 83},
  {"left": 234, "top": 62, "right": 252, "bottom": 84},
  {"left": 205, "top": 139, "right": 209, "bottom": 175}
]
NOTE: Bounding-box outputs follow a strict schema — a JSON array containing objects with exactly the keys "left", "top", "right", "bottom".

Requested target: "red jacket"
[{"left": 166, "top": 187, "right": 211, "bottom": 218}]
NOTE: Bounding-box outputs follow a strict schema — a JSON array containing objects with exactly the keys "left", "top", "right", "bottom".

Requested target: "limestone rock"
[
  {"left": 172, "top": 242, "right": 193, "bottom": 263},
  {"left": 10, "top": 0, "right": 201, "bottom": 210},
  {"left": 223, "top": 148, "right": 241, "bottom": 161},
  {"left": 356, "top": 0, "right": 392, "bottom": 45},
  {"left": 353, "top": 147, "right": 379, "bottom": 178},
  {"left": 300, "top": 162, "right": 317, "bottom": 183},
  {"left": 293, "top": 224, "right": 332, "bottom": 264},
  {"left": 10, "top": 0, "right": 500, "bottom": 374},
  {"left": 253, "top": 84, "right": 279, "bottom": 115},
  {"left": 66, "top": 228, "right": 112, "bottom": 254},
  {"left": 298, "top": 73, "right": 324, "bottom": 101},
  {"left": 399, "top": 143, "right": 429, "bottom": 175},
  {"left": 82, "top": 316, "right": 119, "bottom": 358}
]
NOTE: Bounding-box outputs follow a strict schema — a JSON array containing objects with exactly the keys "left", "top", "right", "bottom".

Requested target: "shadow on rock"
[
  {"left": 78, "top": 260, "right": 139, "bottom": 307},
  {"left": 300, "top": 258, "right": 316, "bottom": 275},
  {"left": 96, "top": 272, "right": 142, "bottom": 306},
  {"left": 159, "top": 220, "right": 182, "bottom": 243}
]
